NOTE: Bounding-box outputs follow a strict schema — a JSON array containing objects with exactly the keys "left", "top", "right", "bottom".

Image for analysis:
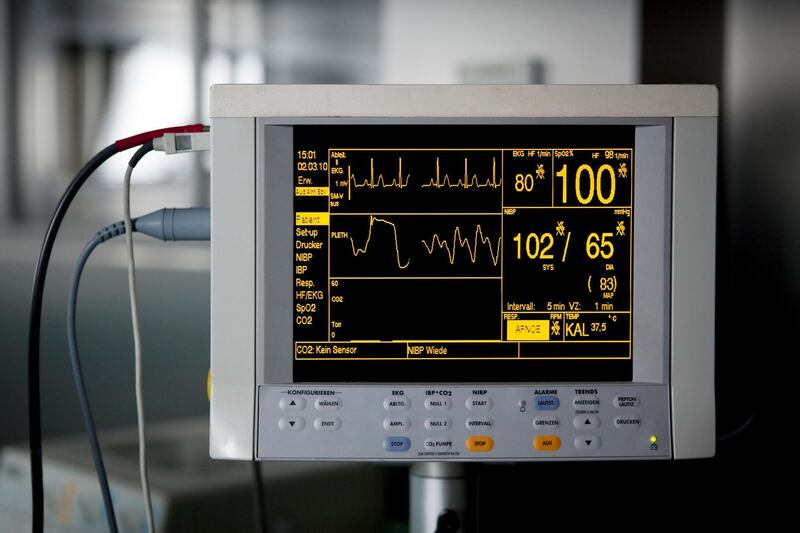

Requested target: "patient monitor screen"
[{"left": 292, "top": 125, "right": 634, "bottom": 382}]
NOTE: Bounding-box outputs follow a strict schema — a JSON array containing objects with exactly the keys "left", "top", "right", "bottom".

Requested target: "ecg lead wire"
[{"left": 122, "top": 142, "right": 156, "bottom": 533}]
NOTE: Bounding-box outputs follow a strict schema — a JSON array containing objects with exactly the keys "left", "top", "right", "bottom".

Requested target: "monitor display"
[{"left": 292, "top": 125, "right": 634, "bottom": 382}]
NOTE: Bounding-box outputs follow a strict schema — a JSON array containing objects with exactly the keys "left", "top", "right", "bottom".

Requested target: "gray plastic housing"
[{"left": 209, "top": 85, "right": 717, "bottom": 462}]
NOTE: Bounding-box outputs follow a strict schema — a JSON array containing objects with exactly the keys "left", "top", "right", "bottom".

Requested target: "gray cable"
[
  {"left": 66, "top": 209, "right": 209, "bottom": 532},
  {"left": 67, "top": 222, "right": 127, "bottom": 533}
]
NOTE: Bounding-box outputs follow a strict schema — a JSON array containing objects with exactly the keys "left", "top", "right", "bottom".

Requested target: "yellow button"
[
  {"left": 466, "top": 436, "right": 494, "bottom": 452},
  {"left": 533, "top": 435, "right": 561, "bottom": 451}
]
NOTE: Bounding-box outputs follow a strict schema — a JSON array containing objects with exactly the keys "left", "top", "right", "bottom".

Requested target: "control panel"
[{"left": 257, "top": 385, "right": 671, "bottom": 460}]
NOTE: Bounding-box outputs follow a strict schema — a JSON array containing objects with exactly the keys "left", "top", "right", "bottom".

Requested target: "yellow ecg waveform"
[
  {"left": 421, "top": 225, "right": 502, "bottom": 266},
  {"left": 422, "top": 157, "right": 500, "bottom": 190},
  {"left": 345, "top": 157, "right": 499, "bottom": 200},
  {"left": 349, "top": 215, "right": 410, "bottom": 269},
  {"left": 347, "top": 159, "right": 409, "bottom": 200}
]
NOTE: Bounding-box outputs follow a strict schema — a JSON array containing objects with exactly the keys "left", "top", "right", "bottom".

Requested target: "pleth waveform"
[
  {"left": 421, "top": 224, "right": 502, "bottom": 266},
  {"left": 348, "top": 215, "right": 410, "bottom": 269},
  {"left": 347, "top": 215, "right": 501, "bottom": 269}
]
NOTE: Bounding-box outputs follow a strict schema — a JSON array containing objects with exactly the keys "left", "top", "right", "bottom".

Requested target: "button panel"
[{"left": 258, "top": 385, "right": 670, "bottom": 460}]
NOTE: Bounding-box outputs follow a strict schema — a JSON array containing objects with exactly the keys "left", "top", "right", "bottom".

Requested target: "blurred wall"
[
  {"left": 0, "top": 0, "right": 17, "bottom": 224},
  {"left": 381, "top": 0, "right": 639, "bottom": 84},
  {"left": 719, "top": 0, "right": 799, "bottom": 421},
  {"left": 0, "top": 238, "right": 211, "bottom": 445}
]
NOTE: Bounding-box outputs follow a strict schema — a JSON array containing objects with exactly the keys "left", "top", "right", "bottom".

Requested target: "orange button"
[
  {"left": 466, "top": 436, "right": 494, "bottom": 452},
  {"left": 533, "top": 435, "right": 561, "bottom": 451}
]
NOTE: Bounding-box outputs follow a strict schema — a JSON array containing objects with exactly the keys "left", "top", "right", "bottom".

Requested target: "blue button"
[
  {"left": 535, "top": 395, "right": 560, "bottom": 410},
  {"left": 383, "top": 437, "right": 411, "bottom": 452}
]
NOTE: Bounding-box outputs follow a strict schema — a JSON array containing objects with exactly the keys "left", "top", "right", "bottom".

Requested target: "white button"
[
  {"left": 314, "top": 397, "right": 341, "bottom": 410},
  {"left": 613, "top": 395, "right": 640, "bottom": 408},
  {"left": 383, "top": 397, "right": 411, "bottom": 411},
  {"left": 466, "top": 397, "right": 493, "bottom": 411},
  {"left": 574, "top": 435, "right": 602, "bottom": 450},
  {"left": 383, "top": 417, "right": 410, "bottom": 431},
  {"left": 424, "top": 417, "right": 452, "bottom": 431},
  {"left": 614, "top": 415, "right": 641, "bottom": 429},
  {"left": 572, "top": 395, "right": 600, "bottom": 410},
  {"left": 278, "top": 417, "right": 305, "bottom": 431},
  {"left": 279, "top": 397, "right": 306, "bottom": 410},
  {"left": 424, "top": 397, "right": 451, "bottom": 411},
  {"left": 466, "top": 417, "right": 493, "bottom": 431},
  {"left": 424, "top": 438, "right": 453, "bottom": 451},
  {"left": 533, "top": 416, "right": 560, "bottom": 430},
  {"left": 313, "top": 417, "right": 341, "bottom": 431},
  {"left": 573, "top": 414, "right": 601, "bottom": 430}
]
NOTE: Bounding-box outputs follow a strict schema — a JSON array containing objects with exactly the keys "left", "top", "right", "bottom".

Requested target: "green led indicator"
[{"left": 649, "top": 435, "right": 658, "bottom": 444}]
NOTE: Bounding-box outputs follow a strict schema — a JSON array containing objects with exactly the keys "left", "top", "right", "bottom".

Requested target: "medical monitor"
[{"left": 209, "top": 85, "right": 717, "bottom": 461}]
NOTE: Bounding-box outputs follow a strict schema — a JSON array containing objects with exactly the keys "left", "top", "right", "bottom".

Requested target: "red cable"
[{"left": 115, "top": 123, "right": 206, "bottom": 151}]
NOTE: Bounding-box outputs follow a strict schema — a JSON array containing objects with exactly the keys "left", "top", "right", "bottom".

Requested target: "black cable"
[
  {"left": 717, "top": 411, "right": 757, "bottom": 443},
  {"left": 67, "top": 223, "right": 128, "bottom": 533},
  {"left": 252, "top": 461, "right": 267, "bottom": 533},
  {"left": 28, "top": 143, "right": 118, "bottom": 532},
  {"left": 130, "top": 141, "right": 153, "bottom": 168}
]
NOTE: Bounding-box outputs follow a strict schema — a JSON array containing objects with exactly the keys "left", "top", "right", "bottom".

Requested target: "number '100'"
[{"left": 556, "top": 164, "right": 616, "bottom": 204}]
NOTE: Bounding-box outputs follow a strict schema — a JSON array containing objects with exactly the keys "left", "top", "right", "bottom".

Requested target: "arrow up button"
[
  {"left": 573, "top": 414, "right": 601, "bottom": 430},
  {"left": 279, "top": 397, "right": 306, "bottom": 410}
]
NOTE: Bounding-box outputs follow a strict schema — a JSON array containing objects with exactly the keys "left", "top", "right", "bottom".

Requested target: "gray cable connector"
[
  {"left": 134, "top": 207, "right": 210, "bottom": 241},
  {"left": 152, "top": 132, "right": 210, "bottom": 154}
]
